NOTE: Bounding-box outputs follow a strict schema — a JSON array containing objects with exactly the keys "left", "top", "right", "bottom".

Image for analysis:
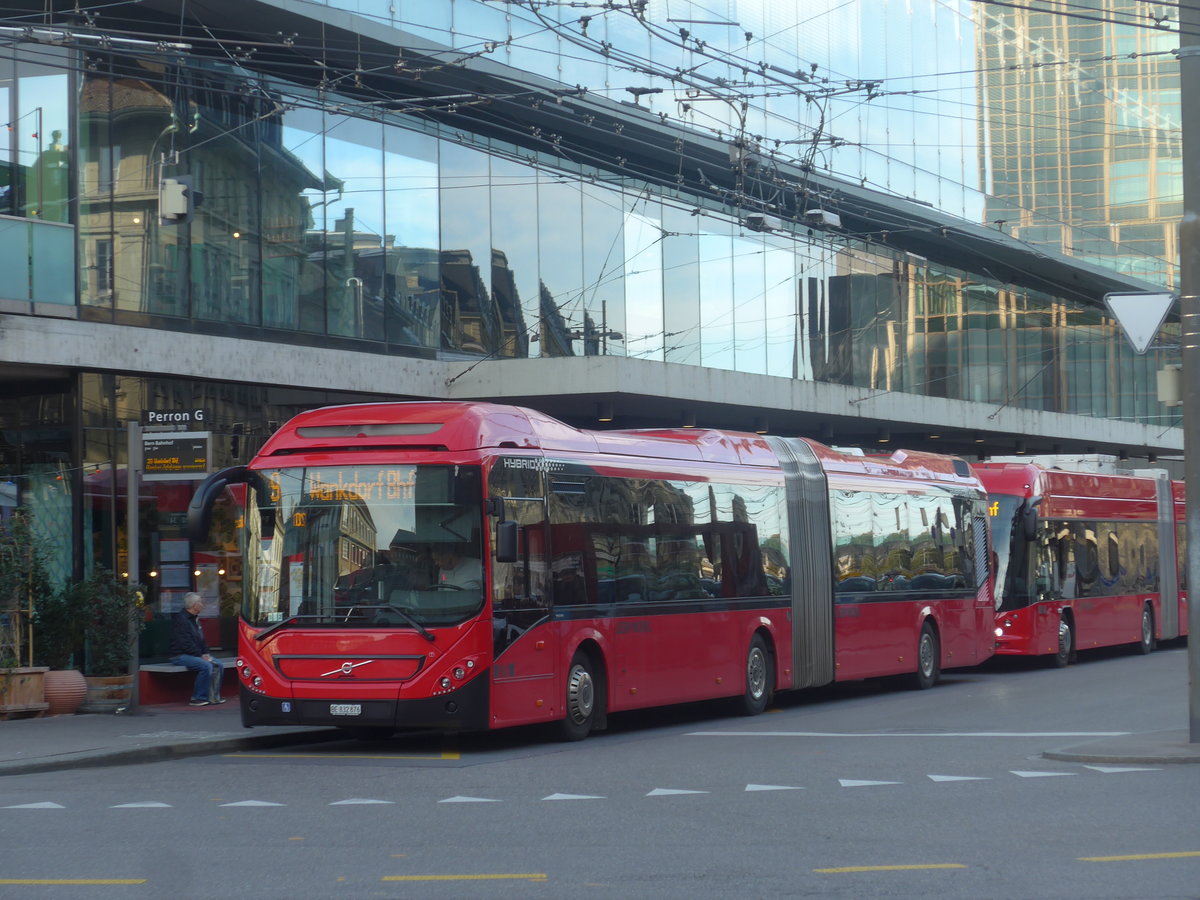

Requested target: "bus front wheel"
[
  {"left": 739, "top": 635, "right": 773, "bottom": 716},
  {"left": 1052, "top": 616, "right": 1074, "bottom": 668},
  {"left": 556, "top": 651, "right": 598, "bottom": 742}
]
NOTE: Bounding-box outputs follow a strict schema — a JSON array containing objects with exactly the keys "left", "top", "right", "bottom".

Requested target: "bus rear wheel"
[
  {"left": 1139, "top": 605, "right": 1156, "bottom": 654},
  {"left": 1052, "top": 616, "right": 1074, "bottom": 668},
  {"left": 912, "top": 621, "right": 940, "bottom": 690},
  {"left": 739, "top": 635, "right": 773, "bottom": 716},
  {"left": 556, "top": 651, "right": 597, "bottom": 742}
]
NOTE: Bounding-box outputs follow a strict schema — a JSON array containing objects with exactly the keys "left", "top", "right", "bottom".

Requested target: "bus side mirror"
[
  {"left": 187, "top": 465, "right": 275, "bottom": 542},
  {"left": 495, "top": 520, "right": 518, "bottom": 563},
  {"left": 1021, "top": 506, "right": 1039, "bottom": 542}
]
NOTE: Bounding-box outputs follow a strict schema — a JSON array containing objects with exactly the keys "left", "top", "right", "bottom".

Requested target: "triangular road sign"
[{"left": 1103, "top": 291, "right": 1175, "bottom": 354}]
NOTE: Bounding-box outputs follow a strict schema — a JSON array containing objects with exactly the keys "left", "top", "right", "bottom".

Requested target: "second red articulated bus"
[
  {"left": 977, "top": 461, "right": 1188, "bottom": 666},
  {"left": 188, "top": 401, "right": 996, "bottom": 740}
]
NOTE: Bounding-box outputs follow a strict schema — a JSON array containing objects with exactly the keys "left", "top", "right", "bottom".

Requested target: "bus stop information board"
[{"left": 143, "top": 431, "right": 210, "bottom": 481}]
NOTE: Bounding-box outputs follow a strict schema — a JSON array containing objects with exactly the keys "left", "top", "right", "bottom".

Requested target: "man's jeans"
[{"left": 170, "top": 655, "right": 224, "bottom": 701}]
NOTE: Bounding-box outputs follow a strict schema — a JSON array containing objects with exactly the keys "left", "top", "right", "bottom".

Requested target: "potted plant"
[
  {"left": 0, "top": 510, "right": 50, "bottom": 718},
  {"left": 32, "top": 578, "right": 89, "bottom": 716},
  {"left": 75, "top": 570, "right": 146, "bottom": 713}
]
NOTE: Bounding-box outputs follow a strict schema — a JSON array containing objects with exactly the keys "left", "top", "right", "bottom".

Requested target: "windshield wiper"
[
  {"left": 254, "top": 608, "right": 436, "bottom": 642},
  {"left": 255, "top": 614, "right": 323, "bottom": 641},
  {"left": 343, "top": 605, "right": 436, "bottom": 642}
]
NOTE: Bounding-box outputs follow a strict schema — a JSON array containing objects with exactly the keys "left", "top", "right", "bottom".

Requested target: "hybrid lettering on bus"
[{"left": 187, "top": 402, "right": 995, "bottom": 740}]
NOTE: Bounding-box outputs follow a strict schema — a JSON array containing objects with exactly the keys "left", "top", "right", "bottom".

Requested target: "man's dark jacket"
[{"left": 169, "top": 609, "right": 208, "bottom": 657}]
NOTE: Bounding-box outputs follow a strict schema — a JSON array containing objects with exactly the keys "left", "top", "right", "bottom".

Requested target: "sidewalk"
[
  {"left": 3, "top": 704, "right": 1199, "bottom": 777},
  {"left": 0, "top": 701, "right": 341, "bottom": 777},
  {"left": 1044, "top": 729, "right": 1200, "bottom": 765}
]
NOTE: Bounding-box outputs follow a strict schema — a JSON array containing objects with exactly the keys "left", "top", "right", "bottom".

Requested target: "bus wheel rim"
[
  {"left": 567, "top": 665, "right": 594, "bottom": 724},
  {"left": 1058, "top": 620, "right": 1071, "bottom": 655},
  {"left": 747, "top": 646, "right": 767, "bottom": 700},
  {"left": 919, "top": 632, "right": 935, "bottom": 677},
  {"left": 1142, "top": 609, "right": 1152, "bottom": 644}
]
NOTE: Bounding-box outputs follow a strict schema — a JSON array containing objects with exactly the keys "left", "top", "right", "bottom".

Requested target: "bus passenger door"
[{"left": 490, "top": 500, "right": 557, "bottom": 728}]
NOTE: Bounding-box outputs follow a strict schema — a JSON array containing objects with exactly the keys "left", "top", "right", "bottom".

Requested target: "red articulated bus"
[
  {"left": 976, "top": 461, "right": 1188, "bottom": 667},
  {"left": 187, "top": 402, "right": 995, "bottom": 740}
]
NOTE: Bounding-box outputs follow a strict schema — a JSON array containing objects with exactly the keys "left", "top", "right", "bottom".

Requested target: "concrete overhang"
[{"left": 5, "top": 315, "right": 1177, "bottom": 464}]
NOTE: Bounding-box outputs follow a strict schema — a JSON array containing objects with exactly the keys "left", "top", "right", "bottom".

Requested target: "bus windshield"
[
  {"left": 989, "top": 493, "right": 1033, "bottom": 612},
  {"left": 242, "top": 464, "right": 484, "bottom": 629}
]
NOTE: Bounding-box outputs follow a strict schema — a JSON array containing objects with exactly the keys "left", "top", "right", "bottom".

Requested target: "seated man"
[
  {"left": 168, "top": 592, "right": 225, "bottom": 706},
  {"left": 429, "top": 544, "right": 483, "bottom": 590}
]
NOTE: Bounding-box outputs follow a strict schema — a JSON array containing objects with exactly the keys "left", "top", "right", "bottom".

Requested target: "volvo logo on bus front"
[{"left": 319, "top": 660, "right": 374, "bottom": 678}]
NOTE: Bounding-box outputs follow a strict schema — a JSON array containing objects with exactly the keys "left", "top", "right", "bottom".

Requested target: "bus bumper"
[{"left": 238, "top": 673, "right": 491, "bottom": 731}]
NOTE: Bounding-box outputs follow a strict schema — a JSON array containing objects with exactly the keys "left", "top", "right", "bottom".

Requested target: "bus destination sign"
[{"left": 143, "top": 431, "right": 211, "bottom": 481}]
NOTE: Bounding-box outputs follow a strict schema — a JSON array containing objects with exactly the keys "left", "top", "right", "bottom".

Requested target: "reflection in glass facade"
[
  {"left": 976, "top": 2, "right": 1182, "bottom": 287},
  {"left": 66, "top": 40, "right": 1177, "bottom": 427}
]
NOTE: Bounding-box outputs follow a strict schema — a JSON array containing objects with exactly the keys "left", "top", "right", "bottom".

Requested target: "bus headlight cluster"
[
  {"left": 432, "top": 657, "right": 479, "bottom": 695},
  {"left": 237, "top": 658, "right": 265, "bottom": 693}
]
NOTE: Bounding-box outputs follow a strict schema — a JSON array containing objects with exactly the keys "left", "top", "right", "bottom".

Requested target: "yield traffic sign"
[{"left": 1103, "top": 291, "right": 1176, "bottom": 354}]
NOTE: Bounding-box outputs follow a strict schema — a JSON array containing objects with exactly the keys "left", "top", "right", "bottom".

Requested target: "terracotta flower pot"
[{"left": 43, "top": 669, "right": 88, "bottom": 716}]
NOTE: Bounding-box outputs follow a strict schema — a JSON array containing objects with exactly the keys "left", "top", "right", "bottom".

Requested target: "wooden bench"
[{"left": 138, "top": 657, "right": 238, "bottom": 705}]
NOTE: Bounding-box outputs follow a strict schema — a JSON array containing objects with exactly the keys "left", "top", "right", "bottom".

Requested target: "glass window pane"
[
  {"left": 20, "top": 64, "right": 70, "bottom": 222},
  {"left": 490, "top": 155, "right": 538, "bottom": 358},
  {"left": 624, "top": 199, "right": 663, "bottom": 361},
  {"left": 581, "top": 180, "right": 624, "bottom": 356},
  {"left": 733, "top": 232, "right": 766, "bottom": 374},
  {"left": 31, "top": 222, "right": 72, "bottom": 303},
  {"left": 662, "top": 204, "right": 699, "bottom": 366},
  {"left": 273, "top": 105, "right": 327, "bottom": 333},
  {"left": 537, "top": 174, "right": 583, "bottom": 357},
  {"left": 384, "top": 124, "right": 439, "bottom": 349},
  {"left": 187, "top": 73, "right": 263, "bottom": 326},
  {"left": 764, "top": 237, "right": 795, "bottom": 378},
  {"left": 324, "top": 115, "right": 384, "bottom": 340},
  {"left": 699, "top": 222, "right": 734, "bottom": 370},
  {"left": 0, "top": 217, "right": 29, "bottom": 299},
  {"left": 440, "top": 142, "right": 494, "bottom": 354}
]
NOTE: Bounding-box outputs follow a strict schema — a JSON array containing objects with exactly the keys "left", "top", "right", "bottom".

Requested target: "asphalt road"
[{"left": 2, "top": 644, "right": 1197, "bottom": 899}]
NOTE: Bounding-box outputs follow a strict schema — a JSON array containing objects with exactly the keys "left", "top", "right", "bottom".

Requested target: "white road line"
[
  {"left": 1083, "top": 765, "right": 1162, "bottom": 773},
  {"left": 542, "top": 793, "right": 605, "bottom": 801},
  {"left": 646, "top": 788, "right": 708, "bottom": 796},
  {"left": 220, "top": 800, "right": 285, "bottom": 806},
  {"left": 927, "top": 775, "right": 990, "bottom": 782},
  {"left": 1010, "top": 771, "right": 1076, "bottom": 778},
  {"left": 687, "top": 731, "right": 1131, "bottom": 738},
  {"left": 329, "top": 798, "right": 395, "bottom": 805},
  {"left": 838, "top": 779, "right": 903, "bottom": 787},
  {"left": 3, "top": 802, "right": 65, "bottom": 809},
  {"left": 110, "top": 801, "right": 172, "bottom": 808},
  {"left": 438, "top": 795, "right": 499, "bottom": 803},
  {"left": 745, "top": 784, "right": 804, "bottom": 791}
]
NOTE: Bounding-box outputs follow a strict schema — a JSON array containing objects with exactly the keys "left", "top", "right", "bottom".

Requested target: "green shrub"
[{"left": 70, "top": 570, "right": 146, "bottom": 677}]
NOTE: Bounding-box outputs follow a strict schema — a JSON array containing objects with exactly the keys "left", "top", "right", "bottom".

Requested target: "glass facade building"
[{"left": 0, "top": 1, "right": 1182, "bottom": 652}]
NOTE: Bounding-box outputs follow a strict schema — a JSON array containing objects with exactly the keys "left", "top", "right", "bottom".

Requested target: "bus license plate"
[{"left": 329, "top": 703, "right": 362, "bottom": 716}]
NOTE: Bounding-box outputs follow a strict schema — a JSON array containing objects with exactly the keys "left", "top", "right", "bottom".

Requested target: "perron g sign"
[{"left": 143, "top": 431, "right": 211, "bottom": 481}]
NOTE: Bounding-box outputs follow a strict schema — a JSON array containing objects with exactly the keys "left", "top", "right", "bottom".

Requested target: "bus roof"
[
  {"left": 974, "top": 460, "right": 1167, "bottom": 519},
  {"left": 254, "top": 401, "right": 979, "bottom": 486}
]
